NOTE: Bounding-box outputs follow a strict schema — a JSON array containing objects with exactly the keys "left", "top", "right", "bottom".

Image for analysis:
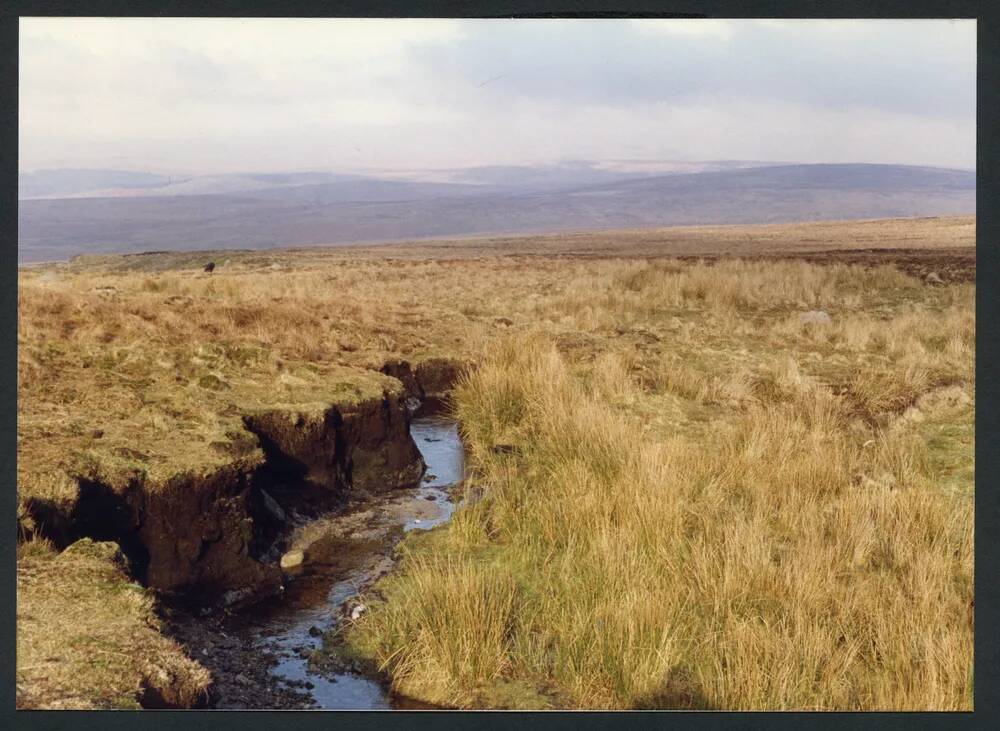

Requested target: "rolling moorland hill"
[
  {"left": 16, "top": 161, "right": 779, "bottom": 199},
  {"left": 18, "top": 163, "right": 974, "bottom": 263}
]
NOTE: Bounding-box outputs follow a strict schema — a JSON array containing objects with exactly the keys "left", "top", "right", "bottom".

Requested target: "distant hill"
[
  {"left": 17, "top": 160, "right": 778, "bottom": 199},
  {"left": 17, "top": 163, "right": 975, "bottom": 263},
  {"left": 18, "top": 169, "right": 175, "bottom": 199},
  {"left": 17, "top": 170, "right": 371, "bottom": 200}
]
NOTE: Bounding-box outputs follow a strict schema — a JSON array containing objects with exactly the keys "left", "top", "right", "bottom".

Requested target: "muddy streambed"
[{"left": 170, "top": 405, "right": 464, "bottom": 709}]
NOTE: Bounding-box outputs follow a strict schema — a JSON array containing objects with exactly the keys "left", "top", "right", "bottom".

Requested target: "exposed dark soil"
[
  {"left": 667, "top": 247, "right": 976, "bottom": 283},
  {"left": 18, "top": 394, "right": 419, "bottom": 609},
  {"left": 162, "top": 499, "right": 402, "bottom": 709},
  {"left": 771, "top": 247, "right": 976, "bottom": 283},
  {"left": 161, "top": 603, "right": 315, "bottom": 709},
  {"left": 381, "top": 358, "right": 470, "bottom": 401},
  {"left": 18, "top": 357, "right": 467, "bottom": 709},
  {"left": 162, "top": 406, "right": 464, "bottom": 709}
]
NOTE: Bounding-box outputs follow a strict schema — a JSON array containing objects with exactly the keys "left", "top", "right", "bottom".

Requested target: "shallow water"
[{"left": 222, "top": 406, "right": 464, "bottom": 709}]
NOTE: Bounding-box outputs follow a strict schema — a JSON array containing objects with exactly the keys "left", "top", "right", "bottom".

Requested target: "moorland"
[{"left": 16, "top": 215, "right": 974, "bottom": 710}]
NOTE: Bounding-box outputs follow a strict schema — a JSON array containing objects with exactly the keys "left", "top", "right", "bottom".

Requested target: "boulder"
[{"left": 799, "top": 310, "right": 832, "bottom": 325}]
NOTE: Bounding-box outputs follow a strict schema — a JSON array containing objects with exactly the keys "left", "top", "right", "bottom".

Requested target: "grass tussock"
[{"left": 347, "top": 297, "right": 972, "bottom": 709}]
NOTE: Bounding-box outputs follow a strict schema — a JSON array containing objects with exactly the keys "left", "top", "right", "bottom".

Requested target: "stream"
[{"left": 209, "top": 403, "right": 464, "bottom": 709}]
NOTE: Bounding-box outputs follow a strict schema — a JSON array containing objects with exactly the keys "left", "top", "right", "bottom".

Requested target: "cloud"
[
  {"left": 415, "top": 19, "right": 975, "bottom": 116},
  {"left": 18, "top": 18, "right": 976, "bottom": 173},
  {"left": 632, "top": 19, "right": 737, "bottom": 40}
]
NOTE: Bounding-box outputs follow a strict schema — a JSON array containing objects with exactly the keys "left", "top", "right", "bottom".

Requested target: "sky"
[{"left": 19, "top": 18, "right": 977, "bottom": 175}]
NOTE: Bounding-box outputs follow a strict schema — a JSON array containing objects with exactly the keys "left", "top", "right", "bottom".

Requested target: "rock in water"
[
  {"left": 799, "top": 310, "right": 832, "bottom": 325},
  {"left": 221, "top": 588, "right": 253, "bottom": 607},
  {"left": 280, "top": 550, "right": 305, "bottom": 571}
]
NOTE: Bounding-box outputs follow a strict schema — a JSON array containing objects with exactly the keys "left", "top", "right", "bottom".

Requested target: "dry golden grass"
[
  {"left": 17, "top": 216, "right": 974, "bottom": 709},
  {"left": 343, "top": 259, "right": 974, "bottom": 711}
]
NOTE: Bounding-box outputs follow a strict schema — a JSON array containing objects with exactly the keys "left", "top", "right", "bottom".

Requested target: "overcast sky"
[{"left": 19, "top": 18, "right": 976, "bottom": 175}]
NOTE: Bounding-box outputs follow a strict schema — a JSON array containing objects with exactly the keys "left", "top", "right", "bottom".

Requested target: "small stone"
[
  {"left": 221, "top": 588, "right": 252, "bottom": 606},
  {"left": 308, "top": 626, "right": 323, "bottom": 637},
  {"left": 424, "top": 494, "right": 437, "bottom": 501},
  {"left": 350, "top": 604, "right": 367, "bottom": 620},
  {"left": 280, "top": 550, "right": 305, "bottom": 571},
  {"left": 924, "top": 271, "right": 944, "bottom": 285}
]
